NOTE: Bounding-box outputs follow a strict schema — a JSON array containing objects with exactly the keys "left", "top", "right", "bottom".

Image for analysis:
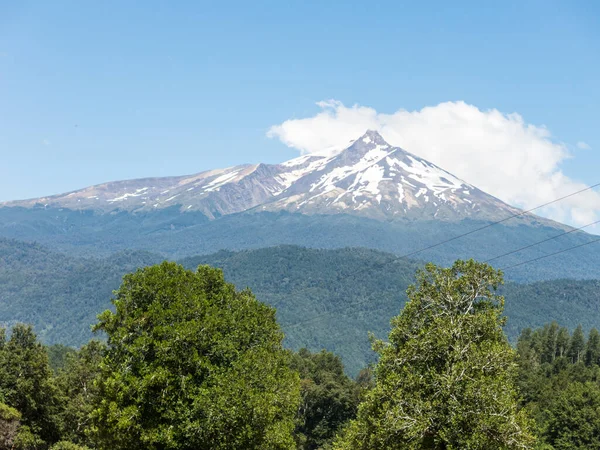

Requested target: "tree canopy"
[
  {"left": 3, "top": 257, "right": 600, "bottom": 448},
  {"left": 291, "top": 349, "right": 362, "bottom": 449},
  {"left": 0, "top": 324, "right": 61, "bottom": 448},
  {"left": 516, "top": 323, "right": 600, "bottom": 449},
  {"left": 90, "top": 262, "right": 300, "bottom": 450},
  {"left": 336, "top": 260, "right": 534, "bottom": 449}
]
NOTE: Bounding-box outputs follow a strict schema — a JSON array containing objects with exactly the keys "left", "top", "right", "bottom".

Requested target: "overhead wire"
[
  {"left": 500, "top": 237, "right": 600, "bottom": 271},
  {"left": 399, "top": 182, "right": 600, "bottom": 260},
  {"left": 484, "top": 219, "right": 600, "bottom": 264},
  {"left": 345, "top": 182, "right": 600, "bottom": 277},
  {"left": 285, "top": 182, "right": 600, "bottom": 329}
]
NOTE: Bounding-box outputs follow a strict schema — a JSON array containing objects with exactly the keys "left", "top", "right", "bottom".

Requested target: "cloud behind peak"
[{"left": 268, "top": 100, "right": 600, "bottom": 229}]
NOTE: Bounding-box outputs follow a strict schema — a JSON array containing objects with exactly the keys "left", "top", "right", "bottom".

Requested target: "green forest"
[
  {"left": 1, "top": 260, "right": 599, "bottom": 449},
  {"left": 2, "top": 239, "right": 600, "bottom": 375},
  {"left": 2, "top": 207, "right": 600, "bottom": 282}
]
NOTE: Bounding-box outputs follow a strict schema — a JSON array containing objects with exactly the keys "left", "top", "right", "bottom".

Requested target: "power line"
[
  {"left": 285, "top": 183, "right": 600, "bottom": 329},
  {"left": 286, "top": 233, "right": 600, "bottom": 331},
  {"left": 344, "top": 182, "right": 600, "bottom": 278},
  {"left": 484, "top": 219, "right": 600, "bottom": 264},
  {"left": 399, "top": 182, "right": 600, "bottom": 259},
  {"left": 501, "top": 236, "right": 600, "bottom": 271}
]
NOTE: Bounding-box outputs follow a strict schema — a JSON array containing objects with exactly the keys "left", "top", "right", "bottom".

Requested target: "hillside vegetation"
[
  {"left": 2, "top": 261, "right": 597, "bottom": 449},
  {"left": 2, "top": 238, "right": 600, "bottom": 375},
  {"left": 1, "top": 208, "right": 600, "bottom": 282}
]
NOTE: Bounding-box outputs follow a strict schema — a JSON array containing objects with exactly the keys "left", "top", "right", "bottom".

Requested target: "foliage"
[
  {"left": 336, "top": 260, "right": 534, "bottom": 449},
  {"left": 4, "top": 240, "right": 600, "bottom": 376},
  {"left": 0, "top": 238, "right": 162, "bottom": 345},
  {"left": 90, "top": 262, "right": 300, "bottom": 450},
  {"left": 544, "top": 381, "right": 600, "bottom": 449},
  {"left": 49, "top": 442, "right": 90, "bottom": 450},
  {"left": 517, "top": 324, "right": 600, "bottom": 449},
  {"left": 46, "top": 345, "right": 76, "bottom": 373},
  {"left": 0, "top": 324, "right": 61, "bottom": 447},
  {"left": 291, "top": 349, "right": 361, "bottom": 449},
  {"left": 55, "top": 341, "right": 104, "bottom": 447},
  {"left": 13, "top": 425, "right": 46, "bottom": 449},
  {"left": 3, "top": 252, "right": 600, "bottom": 447}
]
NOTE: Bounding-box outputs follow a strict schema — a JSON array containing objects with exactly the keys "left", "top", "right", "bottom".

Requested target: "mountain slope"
[
  {"left": 1, "top": 130, "right": 555, "bottom": 226},
  {"left": 0, "top": 207, "right": 598, "bottom": 282},
  {"left": 0, "top": 238, "right": 163, "bottom": 344},
  {"left": 0, "top": 149, "right": 329, "bottom": 219},
  {"left": 1, "top": 130, "right": 598, "bottom": 281},
  {"left": 2, "top": 240, "right": 600, "bottom": 375},
  {"left": 257, "top": 130, "right": 525, "bottom": 222}
]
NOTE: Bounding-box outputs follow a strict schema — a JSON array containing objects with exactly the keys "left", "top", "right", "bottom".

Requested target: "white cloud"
[
  {"left": 42, "top": 139, "right": 51, "bottom": 146},
  {"left": 577, "top": 141, "right": 591, "bottom": 150},
  {"left": 268, "top": 100, "right": 600, "bottom": 229}
]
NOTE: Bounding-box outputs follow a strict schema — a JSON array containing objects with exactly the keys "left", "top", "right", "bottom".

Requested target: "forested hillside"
[
  {"left": 2, "top": 207, "right": 600, "bottom": 282},
  {"left": 3, "top": 262, "right": 597, "bottom": 449},
  {"left": 2, "top": 238, "right": 600, "bottom": 375},
  {"left": 0, "top": 239, "right": 162, "bottom": 344}
]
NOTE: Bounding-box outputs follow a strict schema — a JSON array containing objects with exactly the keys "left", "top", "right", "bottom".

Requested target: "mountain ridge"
[
  {"left": 3, "top": 130, "right": 598, "bottom": 282},
  {"left": 1, "top": 130, "right": 558, "bottom": 227}
]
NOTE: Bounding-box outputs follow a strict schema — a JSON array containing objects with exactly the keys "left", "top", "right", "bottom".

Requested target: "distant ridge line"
[
  {"left": 340, "top": 181, "right": 600, "bottom": 278},
  {"left": 485, "top": 218, "right": 600, "bottom": 264},
  {"left": 501, "top": 237, "right": 600, "bottom": 271},
  {"left": 399, "top": 182, "right": 600, "bottom": 260}
]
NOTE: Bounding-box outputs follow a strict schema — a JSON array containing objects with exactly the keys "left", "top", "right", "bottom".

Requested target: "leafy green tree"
[
  {"left": 49, "top": 441, "right": 90, "bottom": 450},
  {"left": 516, "top": 329, "right": 545, "bottom": 405},
  {"left": 515, "top": 322, "right": 600, "bottom": 448},
  {"left": 46, "top": 345, "right": 76, "bottom": 374},
  {"left": 291, "top": 349, "right": 360, "bottom": 449},
  {"left": 0, "top": 324, "right": 61, "bottom": 447},
  {"left": 568, "top": 325, "right": 585, "bottom": 364},
  {"left": 354, "top": 367, "right": 375, "bottom": 394},
  {"left": 13, "top": 425, "right": 45, "bottom": 450},
  {"left": 585, "top": 328, "right": 600, "bottom": 366},
  {"left": 544, "top": 381, "right": 600, "bottom": 449},
  {"left": 335, "top": 260, "right": 534, "bottom": 450},
  {"left": 91, "top": 262, "right": 300, "bottom": 450},
  {"left": 55, "top": 341, "right": 104, "bottom": 446}
]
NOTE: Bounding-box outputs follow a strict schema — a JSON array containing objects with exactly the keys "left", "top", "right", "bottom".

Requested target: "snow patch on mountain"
[
  {"left": 202, "top": 169, "right": 243, "bottom": 192},
  {"left": 108, "top": 187, "right": 149, "bottom": 203},
  {"left": 309, "top": 145, "right": 394, "bottom": 194},
  {"left": 1, "top": 130, "right": 534, "bottom": 224}
]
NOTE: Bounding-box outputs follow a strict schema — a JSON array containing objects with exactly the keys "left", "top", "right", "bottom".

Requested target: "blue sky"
[{"left": 0, "top": 0, "right": 598, "bottom": 209}]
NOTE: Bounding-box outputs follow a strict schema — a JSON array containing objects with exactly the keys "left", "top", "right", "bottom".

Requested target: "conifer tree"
[
  {"left": 0, "top": 324, "right": 61, "bottom": 446},
  {"left": 56, "top": 341, "right": 104, "bottom": 447},
  {"left": 568, "top": 325, "right": 585, "bottom": 364},
  {"left": 585, "top": 328, "right": 600, "bottom": 366},
  {"left": 542, "top": 322, "right": 560, "bottom": 364},
  {"left": 291, "top": 349, "right": 360, "bottom": 449},
  {"left": 556, "top": 327, "right": 570, "bottom": 359}
]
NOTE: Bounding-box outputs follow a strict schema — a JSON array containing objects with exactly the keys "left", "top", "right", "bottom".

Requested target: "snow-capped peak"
[
  {"left": 259, "top": 130, "right": 518, "bottom": 221},
  {"left": 2, "top": 130, "right": 522, "bottom": 222},
  {"left": 359, "top": 129, "right": 388, "bottom": 145}
]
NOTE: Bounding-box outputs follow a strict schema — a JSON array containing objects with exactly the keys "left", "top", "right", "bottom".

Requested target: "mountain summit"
[
  {"left": 258, "top": 130, "right": 523, "bottom": 221},
  {"left": 2, "top": 131, "right": 532, "bottom": 223}
]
